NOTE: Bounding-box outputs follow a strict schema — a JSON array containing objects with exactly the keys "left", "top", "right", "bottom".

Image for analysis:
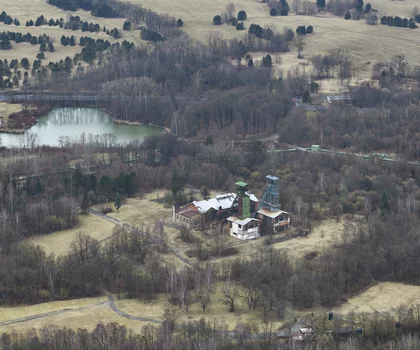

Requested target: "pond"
[{"left": 0, "top": 107, "right": 165, "bottom": 147}]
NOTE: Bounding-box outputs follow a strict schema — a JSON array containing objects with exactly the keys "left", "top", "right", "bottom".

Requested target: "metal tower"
[{"left": 258, "top": 175, "right": 280, "bottom": 212}]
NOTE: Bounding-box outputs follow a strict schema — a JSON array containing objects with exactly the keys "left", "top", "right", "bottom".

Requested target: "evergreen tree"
[
  {"left": 49, "top": 18, "right": 55, "bottom": 26},
  {"left": 237, "top": 10, "right": 247, "bottom": 20},
  {"left": 307, "top": 25, "right": 314, "bottom": 33},
  {"left": 123, "top": 20, "right": 132, "bottom": 30},
  {"left": 69, "top": 36, "right": 76, "bottom": 46},
  {"left": 4, "top": 15, "right": 13, "bottom": 25},
  {"left": 81, "top": 192, "right": 89, "bottom": 214},
  {"left": 35, "top": 15, "right": 45, "bottom": 27},
  {"left": 213, "top": 15, "right": 222, "bottom": 25},
  {"left": 316, "top": 0, "right": 325, "bottom": 8},
  {"left": 13, "top": 18, "right": 20, "bottom": 26},
  {"left": 36, "top": 52, "right": 45, "bottom": 59},
  {"left": 365, "top": 3, "right": 372, "bottom": 13},
  {"left": 248, "top": 58, "right": 254, "bottom": 67},
  {"left": 48, "top": 42, "right": 55, "bottom": 52},
  {"left": 262, "top": 54, "right": 272, "bottom": 68},
  {"left": 40, "top": 42, "right": 47, "bottom": 52},
  {"left": 236, "top": 22, "right": 245, "bottom": 30},
  {"left": 21, "top": 58, "right": 30, "bottom": 69},
  {"left": 270, "top": 8, "right": 277, "bottom": 16},
  {"left": 0, "top": 11, "right": 6, "bottom": 22},
  {"left": 114, "top": 192, "right": 121, "bottom": 212},
  {"left": 345, "top": 11, "right": 351, "bottom": 20},
  {"left": 177, "top": 18, "right": 183, "bottom": 27},
  {"left": 380, "top": 191, "right": 391, "bottom": 214}
]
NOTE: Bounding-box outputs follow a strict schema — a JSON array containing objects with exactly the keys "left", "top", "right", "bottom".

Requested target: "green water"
[{"left": 0, "top": 107, "right": 165, "bottom": 147}]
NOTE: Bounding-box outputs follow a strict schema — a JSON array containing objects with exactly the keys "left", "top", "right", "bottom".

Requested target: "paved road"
[
  {"left": 104, "top": 291, "right": 162, "bottom": 324},
  {"left": 0, "top": 301, "right": 108, "bottom": 326}
]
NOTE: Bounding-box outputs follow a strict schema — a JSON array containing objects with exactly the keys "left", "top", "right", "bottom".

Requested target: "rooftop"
[
  {"left": 257, "top": 208, "right": 290, "bottom": 218},
  {"left": 266, "top": 175, "right": 279, "bottom": 181},
  {"left": 236, "top": 181, "right": 248, "bottom": 188},
  {"left": 176, "top": 204, "right": 201, "bottom": 218},
  {"left": 227, "top": 216, "right": 259, "bottom": 226}
]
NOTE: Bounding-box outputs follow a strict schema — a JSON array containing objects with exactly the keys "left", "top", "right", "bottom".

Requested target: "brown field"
[
  {"left": 128, "top": 0, "right": 420, "bottom": 79},
  {"left": 115, "top": 282, "right": 284, "bottom": 330},
  {"left": 0, "top": 103, "right": 22, "bottom": 125},
  {"left": 0, "top": 0, "right": 143, "bottom": 62},
  {"left": 272, "top": 219, "right": 343, "bottom": 258},
  {"left": 0, "top": 296, "right": 151, "bottom": 334},
  {"left": 334, "top": 282, "right": 420, "bottom": 315},
  {"left": 96, "top": 191, "right": 184, "bottom": 249},
  {"left": 26, "top": 214, "right": 116, "bottom": 256},
  {"left": 368, "top": 0, "right": 418, "bottom": 17}
]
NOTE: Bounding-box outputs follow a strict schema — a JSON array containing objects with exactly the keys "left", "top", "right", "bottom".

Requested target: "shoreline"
[
  {"left": 0, "top": 105, "right": 52, "bottom": 135},
  {"left": 113, "top": 119, "right": 171, "bottom": 133}
]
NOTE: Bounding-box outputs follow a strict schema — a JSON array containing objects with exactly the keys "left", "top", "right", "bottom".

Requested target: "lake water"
[{"left": 0, "top": 107, "right": 165, "bottom": 147}]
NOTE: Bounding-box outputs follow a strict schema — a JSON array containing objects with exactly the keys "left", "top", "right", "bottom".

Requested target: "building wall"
[{"left": 229, "top": 222, "right": 259, "bottom": 240}]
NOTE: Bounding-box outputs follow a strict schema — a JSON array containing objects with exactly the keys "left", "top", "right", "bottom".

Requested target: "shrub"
[{"left": 176, "top": 18, "right": 183, "bottom": 27}]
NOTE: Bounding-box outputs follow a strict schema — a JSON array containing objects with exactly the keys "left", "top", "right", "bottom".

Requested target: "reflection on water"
[{"left": 0, "top": 107, "right": 165, "bottom": 147}]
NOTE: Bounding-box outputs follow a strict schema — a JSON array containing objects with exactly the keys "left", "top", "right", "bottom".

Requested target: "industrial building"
[
  {"left": 173, "top": 192, "right": 258, "bottom": 229},
  {"left": 173, "top": 175, "right": 290, "bottom": 240}
]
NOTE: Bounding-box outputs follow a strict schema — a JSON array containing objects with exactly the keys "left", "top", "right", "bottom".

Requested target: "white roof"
[
  {"left": 227, "top": 216, "right": 259, "bottom": 226},
  {"left": 257, "top": 208, "right": 290, "bottom": 218},
  {"left": 193, "top": 192, "right": 259, "bottom": 214},
  {"left": 246, "top": 192, "right": 258, "bottom": 203},
  {"left": 193, "top": 193, "right": 236, "bottom": 214}
]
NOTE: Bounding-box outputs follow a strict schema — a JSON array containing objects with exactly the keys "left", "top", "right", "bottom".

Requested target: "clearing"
[
  {"left": 334, "top": 282, "right": 420, "bottom": 315},
  {"left": 26, "top": 214, "right": 116, "bottom": 256},
  {"left": 272, "top": 219, "right": 343, "bottom": 259},
  {"left": 115, "top": 282, "right": 284, "bottom": 330}
]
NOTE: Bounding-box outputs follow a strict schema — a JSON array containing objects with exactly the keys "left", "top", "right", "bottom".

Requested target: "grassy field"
[
  {"left": 272, "top": 219, "right": 344, "bottom": 259},
  {"left": 0, "top": 103, "right": 23, "bottom": 126},
  {"left": 0, "top": 296, "right": 151, "bottom": 334},
  {"left": 334, "top": 282, "right": 420, "bottom": 315},
  {"left": 0, "top": 0, "right": 143, "bottom": 62},
  {"left": 26, "top": 214, "right": 116, "bottom": 256},
  {"left": 96, "top": 191, "right": 184, "bottom": 249},
  {"left": 115, "top": 282, "right": 284, "bottom": 330},
  {"left": 128, "top": 0, "right": 420, "bottom": 79}
]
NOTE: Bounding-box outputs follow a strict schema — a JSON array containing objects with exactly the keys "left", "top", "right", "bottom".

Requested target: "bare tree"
[
  {"left": 294, "top": 35, "right": 306, "bottom": 59},
  {"left": 198, "top": 290, "right": 211, "bottom": 312},
  {"left": 224, "top": 278, "right": 240, "bottom": 312}
]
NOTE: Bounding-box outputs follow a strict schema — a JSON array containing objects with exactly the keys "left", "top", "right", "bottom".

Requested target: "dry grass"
[
  {"left": 126, "top": 0, "right": 420, "bottom": 79},
  {"left": 97, "top": 191, "right": 184, "bottom": 249},
  {"left": 26, "top": 214, "right": 116, "bottom": 256},
  {"left": 0, "top": 0, "right": 143, "bottom": 62},
  {"left": 334, "top": 282, "right": 420, "bottom": 315},
  {"left": 272, "top": 219, "right": 344, "bottom": 259},
  {"left": 368, "top": 0, "right": 418, "bottom": 17},
  {"left": 0, "top": 296, "right": 106, "bottom": 322},
  {"left": 0, "top": 298, "right": 151, "bottom": 334},
  {"left": 0, "top": 103, "right": 22, "bottom": 125},
  {"left": 115, "top": 282, "right": 284, "bottom": 330}
]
